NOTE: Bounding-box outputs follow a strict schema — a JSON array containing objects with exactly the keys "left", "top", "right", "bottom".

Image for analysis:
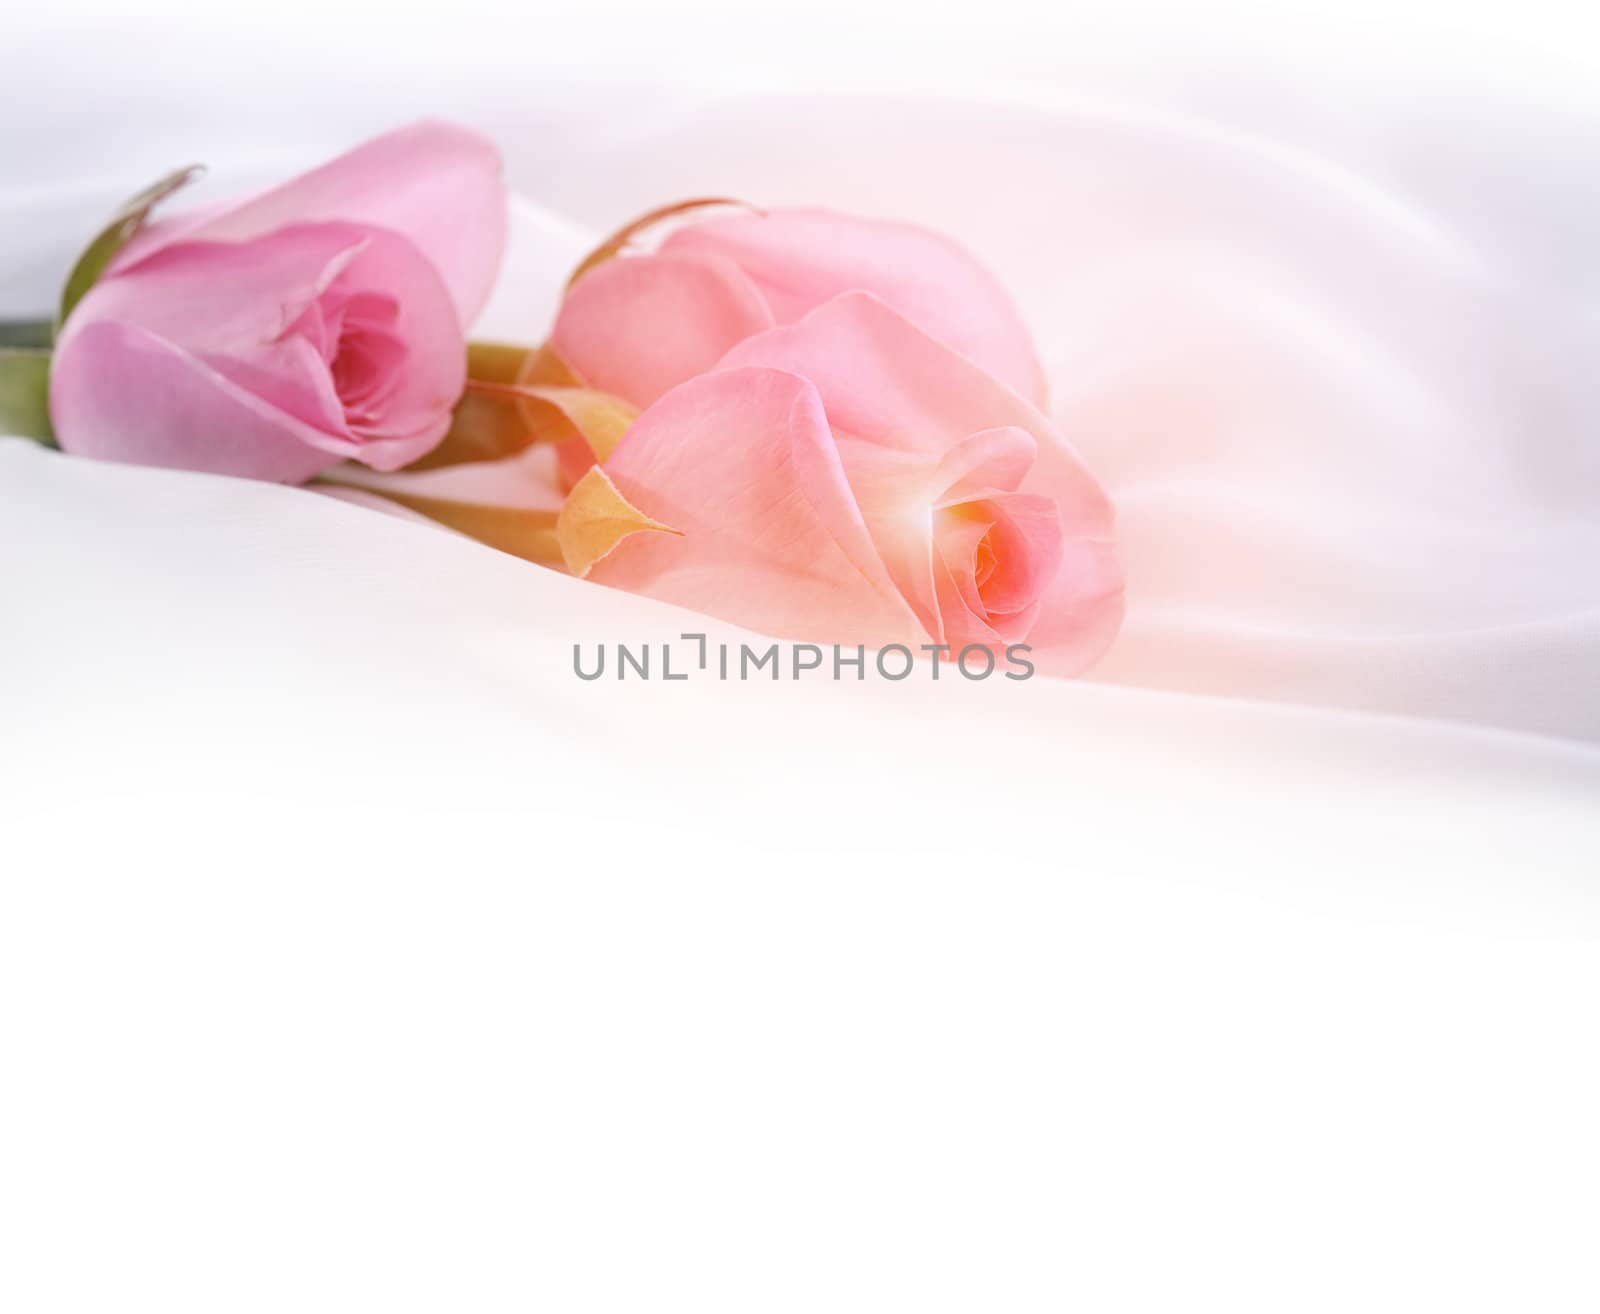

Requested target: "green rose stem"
[
  {"left": 312, "top": 473, "right": 565, "bottom": 568},
  {"left": 0, "top": 319, "right": 54, "bottom": 445}
]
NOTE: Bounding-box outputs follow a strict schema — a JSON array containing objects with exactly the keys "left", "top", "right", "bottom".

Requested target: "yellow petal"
[
  {"left": 407, "top": 343, "right": 628, "bottom": 472},
  {"left": 513, "top": 384, "right": 637, "bottom": 463},
  {"left": 557, "top": 466, "right": 680, "bottom": 578},
  {"left": 516, "top": 341, "right": 584, "bottom": 389}
]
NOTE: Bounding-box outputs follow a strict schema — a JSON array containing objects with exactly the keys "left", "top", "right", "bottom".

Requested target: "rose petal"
[
  {"left": 552, "top": 252, "right": 775, "bottom": 409},
  {"left": 113, "top": 120, "right": 507, "bottom": 325},
  {"left": 50, "top": 320, "right": 352, "bottom": 483},
  {"left": 931, "top": 426, "right": 1038, "bottom": 505},
  {"left": 557, "top": 465, "right": 680, "bottom": 577},
  {"left": 719, "top": 292, "right": 1066, "bottom": 472},
  {"left": 1018, "top": 538, "right": 1126, "bottom": 676},
  {"left": 932, "top": 505, "right": 999, "bottom": 629},
  {"left": 663, "top": 206, "right": 1048, "bottom": 405},
  {"left": 720, "top": 292, "right": 1116, "bottom": 520},
  {"left": 64, "top": 223, "right": 367, "bottom": 437},
  {"left": 591, "top": 366, "right": 915, "bottom": 645},
  {"left": 327, "top": 227, "right": 468, "bottom": 470}
]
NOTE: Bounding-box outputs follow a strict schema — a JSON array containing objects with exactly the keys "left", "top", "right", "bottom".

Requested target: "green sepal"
[{"left": 57, "top": 165, "right": 204, "bottom": 335}]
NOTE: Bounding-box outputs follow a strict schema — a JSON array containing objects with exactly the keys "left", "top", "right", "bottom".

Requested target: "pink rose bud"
[
  {"left": 552, "top": 209, "right": 1124, "bottom": 675},
  {"left": 49, "top": 120, "right": 507, "bottom": 483}
]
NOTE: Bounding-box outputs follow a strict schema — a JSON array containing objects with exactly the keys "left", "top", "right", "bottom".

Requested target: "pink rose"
[
  {"left": 552, "top": 210, "right": 1123, "bottom": 674},
  {"left": 49, "top": 121, "right": 507, "bottom": 483}
]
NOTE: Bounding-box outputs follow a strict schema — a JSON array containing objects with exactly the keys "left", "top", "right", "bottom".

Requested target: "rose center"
[
  {"left": 319, "top": 289, "right": 407, "bottom": 429},
  {"left": 973, "top": 530, "right": 999, "bottom": 596},
  {"left": 933, "top": 493, "right": 1065, "bottom": 645}
]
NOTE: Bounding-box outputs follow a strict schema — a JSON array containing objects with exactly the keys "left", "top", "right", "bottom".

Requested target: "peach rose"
[{"left": 552, "top": 210, "right": 1123, "bottom": 674}]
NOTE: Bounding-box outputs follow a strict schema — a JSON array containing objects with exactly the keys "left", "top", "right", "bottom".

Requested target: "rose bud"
[{"left": 49, "top": 120, "right": 506, "bottom": 483}]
